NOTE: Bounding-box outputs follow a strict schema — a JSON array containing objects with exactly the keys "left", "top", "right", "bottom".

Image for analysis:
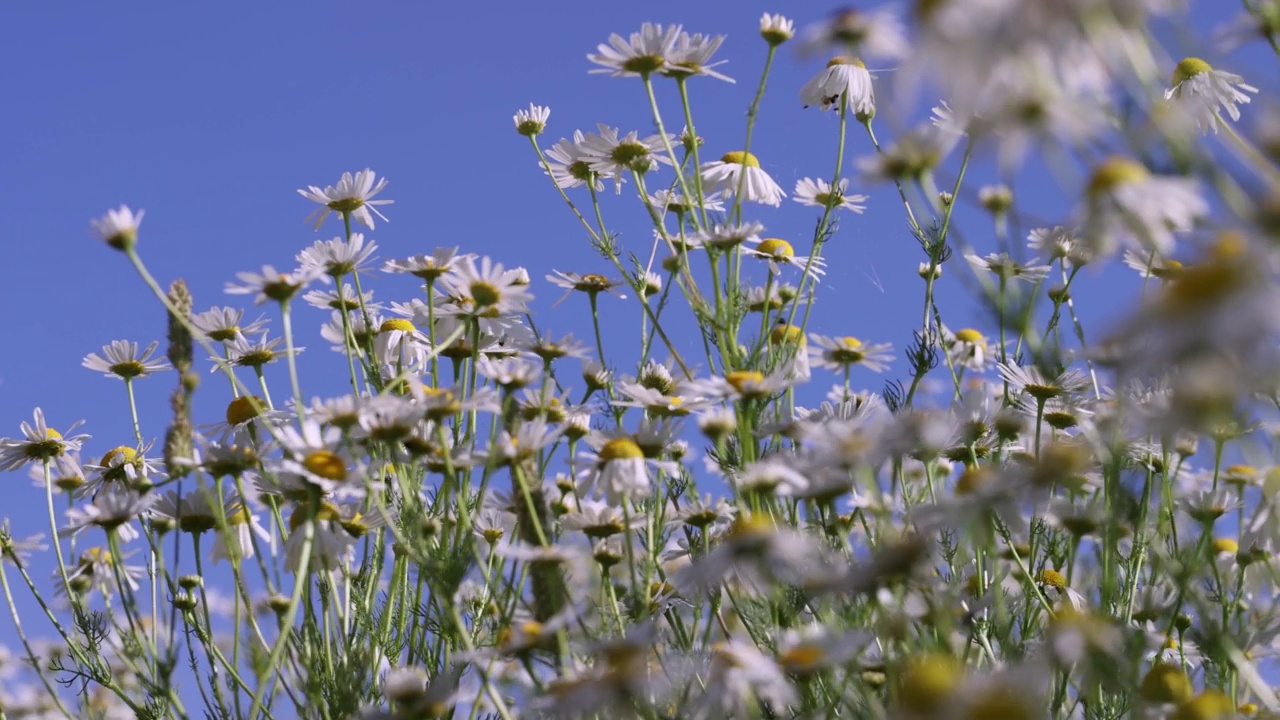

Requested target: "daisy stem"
[
  {"left": 862, "top": 118, "right": 923, "bottom": 233},
  {"left": 675, "top": 77, "right": 710, "bottom": 229},
  {"left": 280, "top": 300, "right": 306, "bottom": 426},
  {"left": 731, "top": 44, "right": 778, "bottom": 224},
  {"left": 642, "top": 75, "right": 702, "bottom": 233},
  {"left": 0, "top": 559, "right": 73, "bottom": 717},
  {"left": 248, "top": 511, "right": 315, "bottom": 720},
  {"left": 125, "top": 378, "right": 144, "bottom": 448},
  {"left": 792, "top": 103, "right": 849, "bottom": 337},
  {"left": 255, "top": 368, "right": 275, "bottom": 410},
  {"left": 589, "top": 293, "right": 609, "bottom": 377},
  {"left": 42, "top": 462, "right": 74, "bottom": 599}
]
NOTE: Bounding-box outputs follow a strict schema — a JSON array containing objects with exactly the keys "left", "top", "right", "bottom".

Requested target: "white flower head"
[
  {"left": 91, "top": 205, "right": 144, "bottom": 251},
  {"left": 587, "top": 23, "right": 682, "bottom": 78},
  {"left": 1164, "top": 57, "right": 1257, "bottom": 134},
  {"left": 759, "top": 13, "right": 795, "bottom": 46},
  {"left": 82, "top": 340, "right": 170, "bottom": 381},
  {"left": 1079, "top": 156, "right": 1206, "bottom": 258},
  {"left": 700, "top": 151, "right": 786, "bottom": 206},
  {"left": 793, "top": 177, "right": 867, "bottom": 212},
  {"left": 297, "top": 169, "right": 393, "bottom": 230},
  {"left": 513, "top": 103, "right": 550, "bottom": 136},
  {"left": 800, "top": 56, "right": 875, "bottom": 116}
]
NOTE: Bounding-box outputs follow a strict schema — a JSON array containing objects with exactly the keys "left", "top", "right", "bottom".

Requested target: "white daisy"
[
  {"left": 546, "top": 270, "right": 629, "bottom": 305},
  {"left": 542, "top": 130, "right": 604, "bottom": 191},
  {"left": 587, "top": 22, "right": 681, "bottom": 78},
  {"left": 382, "top": 248, "right": 470, "bottom": 282},
  {"left": 759, "top": 13, "right": 795, "bottom": 46},
  {"left": 792, "top": 177, "right": 867, "bottom": 212},
  {"left": 700, "top": 152, "right": 786, "bottom": 206},
  {"left": 1027, "top": 226, "right": 1090, "bottom": 267},
  {"left": 90, "top": 205, "right": 144, "bottom": 251},
  {"left": 149, "top": 488, "right": 269, "bottom": 564},
  {"left": 1164, "top": 57, "right": 1257, "bottom": 133},
  {"left": 943, "top": 326, "right": 995, "bottom": 372},
  {"left": 742, "top": 238, "right": 826, "bottom": 282},
  {"left": 1122, "top": 249, "right": 1184, "bottom": 280},
  {"left": 440, "top": 256, "right": 534, "bottom": 317},
  {"left": 577, "top": 124, "right": 674, "bottom": 193},
  {"left": 665, "top": 31, "right": 733, "bottom": 83},
  {"left": 797, "top": 7, "right": 907, "bottom": 60},
  {"left": 807, "top": 335, "right": 894, "bottom": 373},
  {"left": 687, "top": 222, "right": 765, "bottom": 252},
  {"left": 855, "top": 125, "right": 958, "bottom": 182},
  {"left": 82, "top": 340, "right": 170, "bottom": 380},
  {"left": 296, "top": 232, "right": 378, "bottom": 279},
  {"left": 0, "top": 408, "right": 88, "bottom": 472},
  {"left": 965, "top": 253, "right": 1052, "bottom": 283},
  {"left": 799, "top": 56, "right": 874, "bottom": 115},
  {"left": 225, "top": 265, "right": 321, "bottom": 305},
  {"left": 297, "top": 168, "right": 393, "bottom": 230},
  {"left": 301, "top": 283, "right": 378, "bottom": 312},
  {"left": 1079, "top": 156, "right": 1206, "bottom": 258},
  {"left": 191, "top": 306, "right": 269, "bottom": 345},
  {"left": 513, "top": 103, "right": 550, "bottom": 137}
]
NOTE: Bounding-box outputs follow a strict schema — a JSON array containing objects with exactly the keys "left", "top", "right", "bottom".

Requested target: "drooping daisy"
[
  {"left": 1122, "top": 249, "right": 1183, "bottom": 280},
  {"left": 700, "top": 152, "right": 786, "bottom": 206},
  {"left": 587, "top": 23, "right": 682, "bottom": 78},
  {"left": 807, "top": 335, "right": 894, "bottom": 373},
  {"left": 297, "top": 168, "right": 394, "bottom": 230},
  {"left": 743, "top": 238, "right": 826, "bottom": 282},
  {"left": 1164, "top": 57, "right": 1257, "bottom": 134},
  {"left": 792, "top": 177, "right": 867, "bottom": 212},
  {"left": 191, "top": 306, "right": 269, "bottom": 345},
  {"left": 1078, "top": 156, "right": 1207, "bottom": 258},
  {"left": 283, "top": 501, "right": 357, "bottom": 573},
  {"left": 512, "top": 103, "right": 550, "bottom": 136},
  {"left": 800, "top": 56, "right": 875, "bottom": 115},
  {"left": 296, "top": 232, "right": 378, "bottom": 279},
  {"left": 0, "top": 408, "right": 88, "bottom": 472},
  {"left": 90, "top": 205, "right": 144, "bottom": 251},
  {"left": 82, "top": 340, "right": 170, "bottom": 381},
  {"left": 575, "top": 431, "right": 675, "bottom": 502},
  {"left": 942, "top": 326, "right": 995, "bottom": 371}
]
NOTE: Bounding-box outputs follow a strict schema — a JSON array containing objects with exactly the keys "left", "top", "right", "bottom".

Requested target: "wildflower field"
[{"left": 4, "top": 3, "right": 1280, "bottom": 718}]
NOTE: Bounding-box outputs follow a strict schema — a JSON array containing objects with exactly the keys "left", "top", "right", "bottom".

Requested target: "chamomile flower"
[
  {"left": 576, "top": 431, "right": 675, "bottom": 502},
  {"left": 587, "top": 23, "right": 682, "bottom": 78},
  {"left": 382, "top": 248, "right": 469, "bottom": 282},
  {"left": 1027, "top": 226, "right": 1090, "bottom": 266},
  {"left": 218, "top": 334, "right": 302, "bottom": 372},
  {"left": 689, "top": 640, "right": 797, "bottom": 718},
  {"left": 855, "top": 125, "right": 958, "bottom": 182},
  {"left": 296, "top": 233, "right": 378, "bottom": 279},
  {"left": 546, "top": 270, "right": 629, "bottom": 305},
  {"left": 800, "top": 56, "right": 875, "bottom": 115},
  {"left": 543, "top": 130, "right": 604, "bottom": 191},
  {"left": 63, "top": 547, "right": 145, "bottom": 596},
  {"left": 577, "top": 124, "right": 675, "bottom": 193},
  {"left": 302, "top": 283, "right": 378, "bottom": 312},
  {"left": 440, "top": 256, "right": 534, "bottom": 317},
  {"left": 225, "top": 265, "right": 320, "bottom": 305},
  {"left": 759, "top": 13, "right": 795, "bottom": 46},
  {"left": 298, "top": 168, "right": 393, "bottom": 230},
  {"left": 687, "top": 222, "right": 766, "bottom": 252},
  {"left": 700, "top": 152, "right": 786, "bottom": 206},
  {"left": 695, "top": 368, "right": 799, "bottom": 402},
  {"left": 149, "top": 488, "right": 268, "bottom": 563},
  {"left": 267, "top": 420, "right": 366, "bottom": 500},
  {"left": 807, "top": 335, "right": 894, "bottom": 373},
  {"left": 1164, "top": 57, "right": 1257, "bottom": 133},
  {"left": 792, "top": 177, "right": 867, "bottom": 212},
  {"left": 82, "top": 340, "right": 170, "bottom": 380},
  {"left": 943, "top": 326, "right": 995, "bottom": 371},
  {"left": 665, "top": 31, "right": 733, "bottom": 83},
  {"left": 513, "top": 103, "right": 550, "bottom": 136},
  {"left": 191, "top": 306, "right": 269, "bottom": 345},
  {"left": 284, "top": 501, "right": 358, "bottom": 573},
  {"left": 1079, "top": 156, "right": 1207, "bottom": 258},
  {"left": 0, "top": 408, "right": 88, "bottom": 471},
  {"left": 91, "top": 204, "right": 145, "bottom": 251},
  {"left": 743, "top": 238, "right": 826, "bottom": 281},
  {"left": 797, "top": 7, "right": 907, "bottom": 60},
  {"left": 60, "top": 489, "right": 154, "bottom": 543},
  {"left": 965, "top": 253, "right": 1052, "bottom": 283},
  {"left": 648, "top": 188, "right": 726, "bottom": 215},
  {"left": 999, "top": 362, "right": 1089, "bottom": 403},
  {"left": 1122, "top": 249, "right": 1184, "bottom": 280}
]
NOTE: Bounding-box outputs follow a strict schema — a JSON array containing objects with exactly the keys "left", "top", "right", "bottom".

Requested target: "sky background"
[{"left": 0, "top": 0, "right": 1267, "bottom": 666}]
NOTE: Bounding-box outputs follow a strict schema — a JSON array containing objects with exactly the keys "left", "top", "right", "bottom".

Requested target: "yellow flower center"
[
  {"left": 598, "top": 437, "right": 644, "bottom": 462},
  {"left": 897, "top": 653, "right": 962, "bottom": 714},
  {"left": 1212, "top": 537, "right": 1239, "bottom": 555},
  {"left": 954, "top": 466, "right": 995, "bottom": 496},
  {"left": 44, "top": 428, "right": 63, "bottom": 440},
  {"left": 769, "top": 324, "right": 804, "bottom": 345},
  {"left": 757, "top": 238, "right": 795, "bottom": 258},
  {"left": 1038, "top": 569, "right": 1067, "bottom": 592},
  {"left": 720, "top": 151, "right": 761, "bottom": 168},
  {"left": 962, "top": 687, "right": 1038, "bottom": 720},
  {"left": 1087, "top": 157, "right": 1150, "bottom": 197},
  {"left": 302, "top": 450, "right": 347, "bottom": 481},
  {"left": 225, "top": 396, "right": 266, "bottom": 426},
  {"left": 101, "top": 446, "right": 138, "bottom": 467},
  {"left": 1140, "top": 663, "right": 1194, "bottom": 704},
  {"left": 827, "top": 55, "right": 867, "bottom": 68},
  {"left": 726, "top": 370, "right": 765, "bottom": 394},
  {"left": 1172, "top": 57, "right": 1214, "bottom": 87},
  {"left": 288, "top": 501, "right": 341, "bottom": 532},
  {"left": 778, "top": 644, "right": 827, "bottom": 674},
  {"left": 379, "top": 318, "right": 415, "bottom": 334},
  {"left": 470, "top": 281, "right": 501, "bottom": 307},
  {"left": 954, "top": 328, "right": 986, "bottom": 344},
  {"left": 1172, "top": 690, "right": 1235, "bottom": 720}
]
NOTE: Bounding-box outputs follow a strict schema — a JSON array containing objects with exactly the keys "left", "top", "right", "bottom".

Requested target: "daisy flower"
[
  {"left": 689, "top": 641, "right": 797, "bottom": 718},
  {"left": 0, "top": 409, "right": 88, "bottom": 472},
  {"left": 1164, "top": 57, "right": 1257, "bottom": 133},
  {"left": 855, "top": 125, "right": 958, "bottom": 182},
  {"left": 440, "top": 256, "right": 534, "bottom": 317},
  {"left": 0, "top": 521, "right": 47, "bottom": 566},
  {"left": 90, "top": 205, "right": 144, "bottom": 251},
  {"left": 965, "top": 253, "right": 1052, "bottom": 283},
  {"left": 82, "top": 340, "right": 170, "bottom": 380},
  {"left": 687, "top": 222, "right": 765, "bottom": 251},
  {"left": 759, "top": 13, "right": 795, "bottom": 46},
  {"left": 647, "top": 188, "right": 726, "bottom": 215},
  {"left": 296, "top": 232, "right": 378, "bottom": 279},
  {"left": 743, "top": 238, "right": 826, "bottom": 282},
  {"left": 546, "top": 270, "right": 629, "bottom": 305},
  {"left": 577, "top": 124, "right": 674, "bottom": 193},
  {"left": 1078, "top": 156, "right": 1206, "bottom": 258},
  {"left": 1122, "top": 249, "right": 1184, "bottom": 280},
  {"left": 807, "top": 335, "right": 894, "bottom": 373},
  {"left": 266, "top": 419, "right": 366, "bottom": 500},
  {"left": 792, "top": 177, "right": 867, "bottom": 212},
  {"left": 665, "top": 31, "right": 733, "bottom": 82},
  {"left": 60, "top": 489, "right": 154, "bottom": 543},
  {"left": 700, "top": 152, "right": 786, "bottom": 206},
  {"left": 942, "top": 326, "right": 995, "bottom": 371},
  {"left": 284, "top": 502, "right": 357, "bottom": 573},
  {"left": 512, "top": 103, "right": 550, "bottom": 136},
  {"left": 297, "top": 168, "right": 393, "bottom": 230},
  {"left": 63, "top": 547, "right": 145, "bottom": 596},
  {"left": 149, "top": 488, "right": 269, "bottom": 564},
  {"left": 217, "top": 334, "right": 302, "bottom": 372},
  {"left": 302, "top": 283, "right": 378, "bottom": 312},
  {"left": 225, "top": 265, "right": 321, "bottom": 305},
  {"left": 797, "top": 7, "right": 907, "bottom": 60},
  {"left": 587, "top": 22, "right": 682, "bottom": 78},
  {"left": 1027, "top": 226, "right": 1090, "bottom": 267},
  {"left": 542, "top": 130, "right": 604, "bottom": 191},
  {"left": 575, "top": 432, "right": 675, "bottom": 502},
  {"left": 800, "top": 56, "right": 875, "bottom": 115},
  {"left": 382, "top": 248, "right": 470, "bottom": 283},
  {"left": 191, "top": 306, "right": 269, "bottom": 344}
]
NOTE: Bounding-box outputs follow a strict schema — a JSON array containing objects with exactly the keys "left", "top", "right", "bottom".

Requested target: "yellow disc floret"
[
  {"left": 302, "top": 450, "right": 347, "bottom": 482},
  {"left": 598, "top": 437, "right": 644, "bottom": 463},
  {"left": 1172, "top": 57, "right": 1214, "bottom": 87},
  {"left": 720, "top": 151, "right": 761, "bottom": 168}
]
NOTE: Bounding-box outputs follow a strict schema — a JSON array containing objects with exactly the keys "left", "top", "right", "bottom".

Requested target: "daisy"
[
  {"left": 577, "top": 124, "right": 674, "bottom": 193},
  {"left": 266, "top": 419, "right": 366, "bottom": 500},
  {"left": 542, "top": 130, "right": 604, "bottom": 191},
  {"left": 217, "top": 334, "right": 301, "bottom": 372},
  {"left": 545, "top": 270, "right": 629, "bottom": 305},
  {"left": 513, "top": 103, "right": 550, "bottom": 136},
  {"left": 149, "top": 488, "right": 269, "bottom": 563},
  {"left": 297, "top": 168, "right": 393, "bottom": 230},
  {"left": 0, "top": 521, "right": 47, "bottom": 566},
  {"left": 759, "top": 13, "right": 795, "bottom": 46},
  {"left": 700, "top": 152, "right": 786, "bottom": 206},
  {"left": 1078, "top": 156, "right": 1206, "bottom": 258},
  {"left": 855, "top": 125, "right": 958, "bottom": 182},
  {"left": 797, "top": 7, "right": 907, "bottom": 60},
  {"left": 694, "top": 368, "right": 799, "bottom": 402},
  {"left": 665, "top": 31, "right": 733, "bottom": 83},
  {"left": 28, "top": 452, "right": 87, "bottom": 494},
  {"left": 1164, "top": 57, "right": 1257, "bottom": 133},
  {"left": 1027, "top": 226, "right": 1090, "bottom": 267},
  {"left": 518, "top": 331, "right": 592, "bottom": 363},
  {"left": 60, "top": 489, "right": 154, "bottom": 543},
  {"left": 689, "top": 641, "right": 796, "bottom": 718},
  {"left": 774, "top": 625, "right": 872, "bottom": 676},
  {"left": 1122, "top": 249, "right": 1184, "bottom": 280},
  {"left": 90, "top": 205, "right": 144, "bottom": 251},
  {"left": 82, "top": 340, "right": 170, "bottom": 380},
  {"left": 792, "top": 177, "right": 867, "bottom": 212},
  {"left": 575, "top": 431, "right": 674, "bottom": 502},
  {"left": 999, "top": 362, "right": 1089, "bottom": 403},
  {"left": 202, "top": 394, "right": 292, "bottom": 440},
  {"left": 587, "top": 22, "right": 682, "bottom": 78},
  {"left": 302, "top": 283, "right": 378, "bottom": 312},
  {"left": 558, "top": 499, "right": 644, "bottom": 539},
  {"left": 800, "top": 56, "right": 875, "bottom": 115},
  {"left": 192, "top": 306, "right": 269, "bottom": 344},
  {"left": 225, "top": 265, "right": 321, "bottom": 305},
  {"left": 63, "top": 547, "right": 145, "bottom": 596},
  {"left": 382, "top": 248, "right": 470, "bottom": 282},
  {"left": 647, "top": 188, "right": 726, "bottom": 215},
  {"left": 82, "top": 445, "right": 163, "bottom": 497},
  {"left": 296, "top": 233, "right": 378, "bottom": 278},
  {"left": 440, "top": 256, "right": 534, "bottom": 317},
  {"left": 283, "top": 502, "right": 357, "bottom": 573},
  {"left": 965, "top": 253, "right": 1052, "bottom": 283},
  {"left": 475, "top": 356, "right": 542, "bottom": 389},
  {"left": 943, "top": 326, "right": 995, "bottom": 371},
  {"left": 0, "top": 408, "right": 88, "bottom": 471},
  {"left": 743, "top": 238, "right": 827, "bottom": 281},
  {"left": 687, "top": 221, "right": 765, "bottom": 252},
  {"left": 807, "top": 335, "right": 894, "bottom": 373}
]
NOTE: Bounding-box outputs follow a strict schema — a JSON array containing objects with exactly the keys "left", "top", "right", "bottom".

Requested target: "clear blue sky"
[{"left": 0, "top": 0, "right": 1258, "bottom": 613}]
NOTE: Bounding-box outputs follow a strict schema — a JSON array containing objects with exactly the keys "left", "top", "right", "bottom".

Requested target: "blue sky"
[{"left": 0, "top": 0, "right": 1260, "bottom": 642}]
